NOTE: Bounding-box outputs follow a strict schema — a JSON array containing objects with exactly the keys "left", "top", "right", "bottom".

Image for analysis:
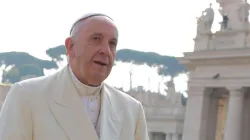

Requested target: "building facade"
[
  {"left": 127, "top": 79, "right": 185, "bottom": 140},
  {"left": 179, "top": 0, "right": 250, "bottom": 140}
]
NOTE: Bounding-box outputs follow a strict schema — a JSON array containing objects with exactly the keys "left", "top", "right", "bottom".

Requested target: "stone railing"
[{"left": 144, "top": 106, "right": 185, "bottom": 120}]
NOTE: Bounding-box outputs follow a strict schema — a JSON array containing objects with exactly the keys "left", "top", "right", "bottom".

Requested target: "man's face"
[{"left": 65, "top": 16, "right": 118, "bottom": 86}]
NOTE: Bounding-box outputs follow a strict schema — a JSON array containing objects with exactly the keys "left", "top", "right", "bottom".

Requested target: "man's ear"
[{"left": 65, "top": 37, "right": 74, "bottom": 58}]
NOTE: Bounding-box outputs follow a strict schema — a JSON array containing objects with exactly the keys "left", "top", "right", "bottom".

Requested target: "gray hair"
[
  {"left": 69, "top": 13, "right": 113, "bottom": 36},
  {"left": 67, "top": 13, "right": 113, "bottom": 63}
]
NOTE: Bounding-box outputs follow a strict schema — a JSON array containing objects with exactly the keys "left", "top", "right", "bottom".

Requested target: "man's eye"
[
  {"left": 92, "top": 36, "right": 100, "bottom": 40},
  {"left": 110, "top": 41, "right": 117, "bottom": 47}
]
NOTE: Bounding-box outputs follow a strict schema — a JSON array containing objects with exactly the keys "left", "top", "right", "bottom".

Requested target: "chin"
[{"left": 91, "top": 73, "right": 107, "bottom": 83}]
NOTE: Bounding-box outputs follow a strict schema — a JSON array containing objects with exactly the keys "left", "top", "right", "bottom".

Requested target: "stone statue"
[
  {"left": 238, "top": 3, "right": 250, "bottom": 23},
  {"left": 196, "top": 3, "right": 214, "bottom": 34},
  {"left": 222, "top": 14, "right": 229, "bottom": 30},
  {"left": 166, "top": 77, "right": 176, "bottom": 101},
  {"left": 218, "top": 0, "right": 250, "bottom": 30},
  {"left": 165, "top": 77, "right": 182, "bottom": 107},
  {"left": 217, "top": 0, "right": 243, "bottom": 6}
]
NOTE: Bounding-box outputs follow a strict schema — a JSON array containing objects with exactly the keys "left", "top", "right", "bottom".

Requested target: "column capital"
[
  {"left": 188, "top": 86, "right": 206, "bottom": 96},
  {"left": 172, "top": 133, "right": 179, "bottom": 140},
  {"left": 226, "top": 87, "right": 245, "bottom": 96}
]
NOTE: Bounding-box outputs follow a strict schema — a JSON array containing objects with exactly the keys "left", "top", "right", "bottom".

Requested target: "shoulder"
[
  {"left": 18, "top": 71, "right": 59, "bottom": 88},
  {"left": 5, "top": 68, "right": 64, "bottom": 102},
  {"left": 4, "top": 75, "right": 53, "bottom": 102},
  {"left": 17, "top": 67, "right": 65, "bottom": 93},
  {"left": 2, "top": 68, "right": 64, "bottom": 109}
]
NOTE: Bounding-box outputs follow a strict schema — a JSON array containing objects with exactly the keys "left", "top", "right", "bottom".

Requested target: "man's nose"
[{"left": 99, "top": 41, "right": 111, "bottom": 55}]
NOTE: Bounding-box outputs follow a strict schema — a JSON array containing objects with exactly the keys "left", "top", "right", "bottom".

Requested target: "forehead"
[{"left": 76, "top": 16, "right": 118, "bottom": 39}]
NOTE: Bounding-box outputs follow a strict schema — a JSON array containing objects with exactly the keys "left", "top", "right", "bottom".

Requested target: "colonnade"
[
  {"left": 182, "top": 86, "right": 250, "bottom": 140},
  {"left": 165, "top": 133, "right": 181, "bottom": 140},
  {"left": 148, "top": 132, "right": 181, "bottom": 140}
]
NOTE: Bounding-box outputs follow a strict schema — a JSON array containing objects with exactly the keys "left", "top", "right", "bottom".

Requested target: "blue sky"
[{"left": 0, "top": 0, "right": 221, "bottom": 94}]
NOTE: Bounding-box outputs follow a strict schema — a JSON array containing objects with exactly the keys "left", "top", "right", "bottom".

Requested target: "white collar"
[{"left": 69, "top": 66, "right": 103, "bottom": 97}]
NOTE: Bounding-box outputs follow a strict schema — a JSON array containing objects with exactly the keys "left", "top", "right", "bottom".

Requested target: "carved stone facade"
[
  {"left": 126, "top": 79, "right": 185, "bottom": 140},
  {"left": 178, "top": 0, "right": 250, "bottom": 140},
  {"left": 194, "top": 0, "right": 250, "bottom": 52},
  {"left": 128, "top": 91, "right": 185, "bottom": 140}
]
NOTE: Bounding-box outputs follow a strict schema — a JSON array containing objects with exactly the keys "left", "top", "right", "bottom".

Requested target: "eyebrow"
[
  {"left": 92, "top": 32, "right": 102, "bottom": 36},
  {"left": 91, "top": 32, "right": 118, "bottom": 41}
]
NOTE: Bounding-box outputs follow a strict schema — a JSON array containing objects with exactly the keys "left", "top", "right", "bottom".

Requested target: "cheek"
[
  {"left": 111, "top": 52, "right": 116, "bottom": 61},
  {"left": 74, "top": 50, "right": 91, "bottom": 63},
  {"left": 74, "top": 48, "right": 84, "bottom": 57},
  {"left": 75, "top": 51, "right": 92, "bottom": 65}
]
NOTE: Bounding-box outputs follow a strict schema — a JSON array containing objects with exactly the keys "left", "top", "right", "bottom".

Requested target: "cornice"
[
  {"left": 182, "top": 48, "right": 250, "bottom": 60},
  {"left": 187, "top": 77, "right": 250, "bottom": 88},
  {"left": 178, "top": 51, "right": 250, "bottom": 70},
  {"left": 226, "top": 87, "right": 246, "bottom": 96},
  {"left": 146, "top": 116, "right": 185, "bottom": 122}
]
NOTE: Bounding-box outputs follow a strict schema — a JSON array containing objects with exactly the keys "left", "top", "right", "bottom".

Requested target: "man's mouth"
[{"left": 94, "top": 61, "right": 107, "bottom": 66}]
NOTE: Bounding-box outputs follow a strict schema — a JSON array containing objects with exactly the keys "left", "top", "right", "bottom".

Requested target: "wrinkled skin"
[{"left": 65, "top": 16, "right": 118, "bottom": 86}]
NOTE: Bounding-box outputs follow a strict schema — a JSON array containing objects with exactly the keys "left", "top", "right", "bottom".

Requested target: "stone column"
[
  {"left": 148, "top": 132, "right": 153, "bottom": 140},
  {"left": 182, "top": 87, "right": 211, "bottom": 140},
  {"left": 224, "top": 87, "right": 244, "bottom": 140},
  {"left": 172, "top": 134, "right": 179, "bottom": 140},
  {"left": 206, "top": 96, "right": 218, "bottom": 140},
  {"left": 165, "top": 133, "right": 171, "bottom": 140},
  {"left": 242, "top": 92, "right": 250, "bottom": 140}
]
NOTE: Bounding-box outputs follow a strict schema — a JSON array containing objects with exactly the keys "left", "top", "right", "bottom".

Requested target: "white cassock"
[
  {"left": 0, "top": 65, "right": 149, "bottom": 140},
  {"left": 69, "top": 67, "right": 102, "bottom": 137}
]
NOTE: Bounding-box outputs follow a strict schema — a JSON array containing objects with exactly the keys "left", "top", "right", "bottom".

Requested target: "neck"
[
  {"left": 69, "top": 63, "right": 100, "bottom": 86},
  {"left": 68, "top": 65, "right": 103, "bottom": 96}
]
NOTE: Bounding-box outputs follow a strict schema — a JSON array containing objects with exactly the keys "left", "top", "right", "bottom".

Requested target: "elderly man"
[{"left": 0, "top": 13, "right": 149, "bottom": 140}]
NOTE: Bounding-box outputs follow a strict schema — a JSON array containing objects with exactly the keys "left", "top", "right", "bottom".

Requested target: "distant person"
[{"left": 0, "top": 13, "right": 149, "bottom": 140}]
